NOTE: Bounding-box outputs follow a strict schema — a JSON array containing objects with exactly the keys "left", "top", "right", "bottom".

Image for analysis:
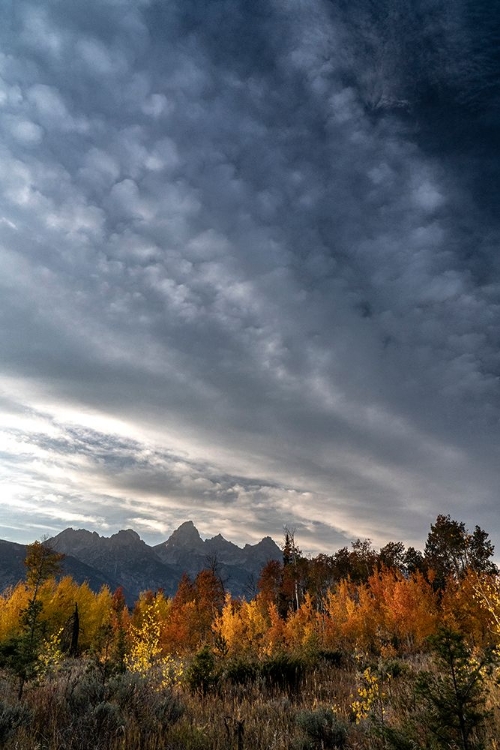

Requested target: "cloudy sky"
[{"left": 0, "top": 0, "right": 498, "bottom": 554}]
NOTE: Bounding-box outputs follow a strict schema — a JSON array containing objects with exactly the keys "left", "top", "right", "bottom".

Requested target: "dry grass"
[{"left": 2, "top": 650, "right": 500, "bottom": 749}]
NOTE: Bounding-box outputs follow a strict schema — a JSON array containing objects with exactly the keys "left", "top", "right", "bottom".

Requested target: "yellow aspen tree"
[
  {"left": 126, "top": 595, "right": 181, "bottom": 687},
  {"left": 386, "top": 572, "right": 439, "bottom": 652},
  {"left": 212, "top": 593, "right": 241, "bottom": 656},
  {"left": 0, "top": 584, "right": 30, "bottom": 641},
  {"left": 284, "top": 593, "right": 319, "bottom": 653},
  {"left": 78, "top": 584, "right": 113, "bottom": 652},
  {"left": 321, "top": 581, "right": 348, "bottom": 651},
  {"left": 239, "top": 599, "right": 268, "bottom": 656},
  {"left": 262, "top": 603, "right": 286, "bottom": 655},
  {"left": 442, "top": 570, "right": 496, "bottom": 647},
  {"left": 365, "top": 568, "right": 439, "bottom": 654},
  {"left": 322, "top": 580, "right": 359, "bottom": 652},
  {"left": 213, "top": 595, "right": 268, "bottom": 658},
  {"left": 348, "top": 582, "right": 380, "bottom": 652},
  {"left": 39, "top": 576, "right": 79, "bottom": 634},
  {"left": 469, "top": 570, "right": 500, "bottom": 645}
]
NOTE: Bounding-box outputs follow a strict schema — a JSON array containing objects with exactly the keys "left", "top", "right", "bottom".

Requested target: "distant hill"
[{"left": 0, "top": 523, "right": 281, "bottom": 604}]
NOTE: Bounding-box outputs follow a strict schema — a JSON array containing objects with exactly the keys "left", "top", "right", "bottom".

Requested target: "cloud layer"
[{"left": 0, "top": 0, "right": 499, "bottom": 553}]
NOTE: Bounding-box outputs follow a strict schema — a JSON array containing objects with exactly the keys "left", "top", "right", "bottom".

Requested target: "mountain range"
[{"left": 0, "top": 521, "right": 281, "bottom": 604}]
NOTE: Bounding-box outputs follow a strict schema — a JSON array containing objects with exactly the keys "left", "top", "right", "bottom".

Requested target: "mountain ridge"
[{"left": 0, "top": 522, "right": 281, "bottom": 603}]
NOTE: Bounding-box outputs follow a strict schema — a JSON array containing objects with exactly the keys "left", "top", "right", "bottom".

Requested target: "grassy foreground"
[{"left": 2, "top": 636, "right": 500, "bottom": 750}]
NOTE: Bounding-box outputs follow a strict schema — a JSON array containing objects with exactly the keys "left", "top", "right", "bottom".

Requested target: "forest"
[{"left": 1, "top": 514, "right": 500, "bottom": 749}]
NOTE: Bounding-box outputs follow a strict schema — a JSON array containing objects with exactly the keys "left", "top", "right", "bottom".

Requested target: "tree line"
[{"left": 2, "top": 513, "right": 500, "bottom": 748}]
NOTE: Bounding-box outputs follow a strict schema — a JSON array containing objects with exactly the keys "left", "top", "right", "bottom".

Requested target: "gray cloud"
[{"left": 0, "top": 0, "right": 498, "bottom": 554}]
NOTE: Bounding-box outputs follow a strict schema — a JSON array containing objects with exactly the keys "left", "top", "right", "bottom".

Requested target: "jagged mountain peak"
[
  {"left": 51, "top": 527, "right": 101, "bottom": 554},
  {"left": 51, "top": 527, "right": 145, "bottom": 552},
  {"left": 109, "top": 529, "right": 142, "bottom": 546},
  {"left": 164, "top": 520, "right": 203, "bottom": 548},
  {"left": 205, "top": 534, "right": 239, "bottom": 553},
  {"left": 244, "top": 535, "right": 279, "bottom": 549},
  {"left": 2, "top": 522, "right": 282, "bottom": 602},
  {"left": 53, "top": 527, "right": 97, "bottom": 540}
]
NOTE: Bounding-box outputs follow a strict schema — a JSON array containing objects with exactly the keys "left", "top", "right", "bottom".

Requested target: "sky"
[{"left": 0, "top": 0, "right": 499, "bottom": 555}]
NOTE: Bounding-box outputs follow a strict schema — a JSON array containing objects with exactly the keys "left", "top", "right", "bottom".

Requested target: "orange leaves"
[
  {"left": 1, "top": 545, "right": 498, "bottom": 667},
  {"left": 160, "top": 569, "right": 225, "bottom": 654},
  {"left": 320, "top": 571, "right": 439, "bottom": 654},
  {"left": 376, "top": 570, "right": 439, "bottom": 651}
]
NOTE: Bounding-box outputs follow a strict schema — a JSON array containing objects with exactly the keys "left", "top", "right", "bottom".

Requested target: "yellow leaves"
[
  {"left": 381, "top": 571, "right": 439, "bottom": 650},
  {"left": 212, "top": 594, "right": 269, "bottom": 657},
  {"left": 283, "top": 594, "right": 320, "bottom": 653},
  {"left": 0, "top": 583, "right": 30, "bottom": 641},
  {"left": 351, "top": 667, "right": 387, "bottom": 724},
  {"left": 126, "top": 596, "right": 183, "bottom": 688},
  {"left": 41, "top": 577, "right": 113, "bottom": 651},
  {"left": 0, "top": 575, "right": 117, "bottom": 655},
  {"left": 467, "top": 570, "right": 500, "bottom": 650},
  {"left": 264, "top": 603, "right": 286, "bottom": 655},
  {"left": 127, "top": 596, "right": 163, "bottom": 672},
  {"left": 37, "top": 628, "right": 64, "bottom": 679},
  {"left": 2, "top": 557, "right": 499, "bottom": 677}
]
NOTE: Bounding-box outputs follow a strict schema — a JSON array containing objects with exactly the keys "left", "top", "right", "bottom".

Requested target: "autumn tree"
[
  {"left": 193, "top": 568, "right": 226, "bottom": 640},
  {"left": 256, "top": 530, "right": 308, "bottom": 619},
  {"left": 213, "top": 594, "right": 268, "bottom": 657},
  {"left": 195, "top": 568, "right": 225, "bottom": 616},
  {"left": 162, "top": 569, "right": 225, "bottom": 654},
  {"left": 162, "top": 574, "right": 196, "bottom": 653},
  {"left": 127, "top": 594, "right": 170, "bottom": 680},
  {"left": 0, "top": 540, "right": 63, "bottom": 698},
  {"left": 283, "top": 593, "right": 321, "bottom": 654},
  {"left": 257, "top": 559, "right": 283, "bottom": 613},
  {"left": 0, "top": 583, "right": 30, "bottom": 643}
]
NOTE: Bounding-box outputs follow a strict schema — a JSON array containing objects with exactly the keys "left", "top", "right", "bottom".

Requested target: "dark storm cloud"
[{"left": 0, "top": 0, "right": 498, "bottom": 551}]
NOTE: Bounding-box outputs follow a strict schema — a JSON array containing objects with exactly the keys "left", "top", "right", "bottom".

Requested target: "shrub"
[
  {"left": 260, "top": 653, "right": 306, "bottom": 694},
  {"left": 378, "top": 658, "right": 408, "bottom": 679},
  {"left": 0, "top": 700, "right": 32, "bottom": 745},
  {"left": 48, "top": 666, "right": 183, "bottom": 749},
  {"left": 106, "top": 671, "right": 184, "bottom": 736},
  {"left": 317, "top": 650, "right": 343, "bottom": 667},
  {"left": 223, "top": 658, "right": 258, "bottom": 686},
  {"left": 185, "top": 646, "right": 219, "bottom": 696},
  {"left": 295, "top": 707, "right": 348, "bottom": 749}
]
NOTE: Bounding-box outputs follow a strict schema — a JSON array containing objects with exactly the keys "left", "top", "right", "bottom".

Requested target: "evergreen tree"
[{"left": 415, "top": 628, "right": 495, "bottom": 750}]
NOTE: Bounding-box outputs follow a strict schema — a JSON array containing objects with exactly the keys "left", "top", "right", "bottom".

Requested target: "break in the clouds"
[{"left": 0, "top": 0, "right": 498, "bottom": 553}]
